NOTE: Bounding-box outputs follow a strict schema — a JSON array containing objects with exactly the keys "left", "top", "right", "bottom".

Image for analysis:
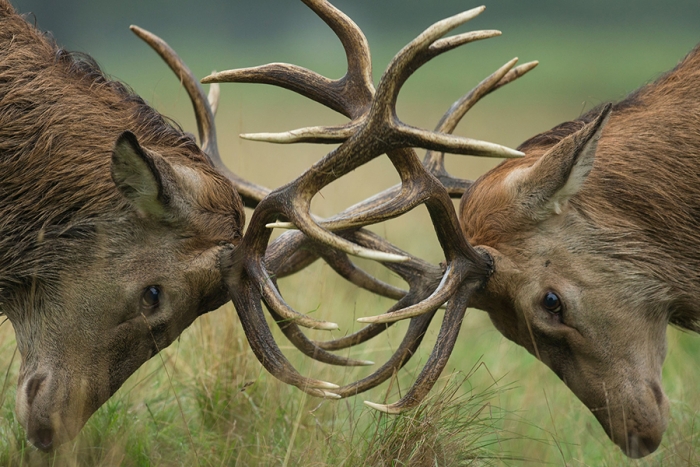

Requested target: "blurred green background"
[{"left": 3, "top": 0, "right": 700, "bottom": 464}]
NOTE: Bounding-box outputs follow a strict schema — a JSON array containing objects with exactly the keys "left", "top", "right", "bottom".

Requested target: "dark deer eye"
[
  {"left": 141, "top": 286, "right": 161, "bottom": 309},
  {"left": 542, "top": 291, "right": 562, "bottom": 314}
]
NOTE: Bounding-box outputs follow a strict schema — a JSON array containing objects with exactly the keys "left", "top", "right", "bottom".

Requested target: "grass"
[
  {"left": 3, "top": 272, "right": 700, "bottom": 466},
  {"left": 0, "top": 291, "right": 525, "bottom": 466},
  {"left": 2, "top": 26, "right": 700, "bottom": 466}
]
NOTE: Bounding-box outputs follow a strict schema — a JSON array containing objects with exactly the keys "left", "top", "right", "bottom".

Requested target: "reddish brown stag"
[
  {"left": 460, "top": 46, "right": 700, "bottom": 457},
  {"left": 0, "top": 0, "right": 248, "bottom": 450}
]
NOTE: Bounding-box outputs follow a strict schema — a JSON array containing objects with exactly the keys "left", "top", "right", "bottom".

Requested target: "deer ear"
[
  {"left": 111, "top": 131, "right": 171, "bottom": 219},
  {"left": 511, "top": 104, "right": 612, "bottom": 219}
]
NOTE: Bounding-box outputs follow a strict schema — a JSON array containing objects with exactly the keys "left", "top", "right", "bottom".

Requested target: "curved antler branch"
[{"left": 423, "top": 59, "right": 539, "bottom": 197}]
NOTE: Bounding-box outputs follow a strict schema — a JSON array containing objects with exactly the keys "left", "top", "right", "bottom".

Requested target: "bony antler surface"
[{"left": 202, "top": 0, "right": 535, "bottom": 409}]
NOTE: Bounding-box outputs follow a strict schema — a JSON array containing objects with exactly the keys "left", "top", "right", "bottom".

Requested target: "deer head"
[{"left": 0, "top": 6, "right": 244, "bottom": 449}]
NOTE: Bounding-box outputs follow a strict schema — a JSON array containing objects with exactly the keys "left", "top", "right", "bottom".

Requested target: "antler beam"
[
  {"left": 208, "top": 0, "right": 533, "bottom": 406},
  {"left": 135, "top": 0, "right": 536, "bottom": 409}
]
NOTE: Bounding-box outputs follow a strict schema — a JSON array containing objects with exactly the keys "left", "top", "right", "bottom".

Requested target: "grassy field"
[{"left": 1, "top": 13, "right": 700, "bottom": 466}]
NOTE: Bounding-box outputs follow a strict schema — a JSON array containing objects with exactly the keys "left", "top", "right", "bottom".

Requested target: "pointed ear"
[
  {"left": 513, "top": 104, "right": 612, "bottom": 219},
  {"left": 111, "top": 131, "right": 171, "bottom": 219}
]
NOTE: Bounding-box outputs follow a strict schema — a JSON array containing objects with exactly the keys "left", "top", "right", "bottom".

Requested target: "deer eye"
[
  {"left": 141, "top": 286, "right": 161, "bottom": 309},
  {"left": 542, "top": 291, "right": 562, "bottom": 314}
]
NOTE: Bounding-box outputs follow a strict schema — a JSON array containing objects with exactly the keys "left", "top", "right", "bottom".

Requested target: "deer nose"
[
  {"left": 626, "top": 433, "right": 661, "bottom": 459},
  {"left": 21, "top": 373, "right": 56, "bottom": 451},
  {"left": 29, "top": 427, "right": 54, "bottom": 452}
]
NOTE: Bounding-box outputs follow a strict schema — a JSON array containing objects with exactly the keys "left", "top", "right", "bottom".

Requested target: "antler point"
[
  {"left": 321, "top": 322, "right": 340, "bottom": 331},
  {"left": 316, "top": 381, "right": 340, "bottom": 390},
  {"left": 364, "top": 400, "right": 401, "bottom": 414}
]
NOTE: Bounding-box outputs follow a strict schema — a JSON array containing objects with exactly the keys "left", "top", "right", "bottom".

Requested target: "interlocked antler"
[
  {"left": 205, "top": 0, "right": 536, "bottom": 410},
  {"left": 133, "top": 0, "right": 536, "bottom": 409}
]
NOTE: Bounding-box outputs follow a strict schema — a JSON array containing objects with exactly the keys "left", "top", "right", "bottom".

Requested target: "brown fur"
[
  {"left": 0, "top": 0, "right": 243, "bottom": 450},
  {"left": 460, "top": 44, "right": 700, "bottom": 457}
]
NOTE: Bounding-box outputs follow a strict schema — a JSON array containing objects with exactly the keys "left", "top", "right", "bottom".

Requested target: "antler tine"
[
  {"left": 490, "top": 60, "right": 539, "bottom": 95},
  {"left": 300, "top": 0, "right": 374, "bottom": 102},
  {"left": 357, "top": 264, "right": 461, "bottom": 324},
  {"left": 434, "top": 57, "right": 521, "bottom": 137},
  {"left": 245, "top": 237, "right": 340, "bottom": 330},
  {"left": 129, "top": 26, "right": 217, "bottom": 157},
  {"left": 131, "top": 25, "right": 270, "bottom": 208},
  {"left": 225, "top": 268, "right": 343, "bottom": 398},
  {"left": 203, "top": 64, "right": 349, "bottom": 117},
  {"left": 207, "top": 81, "right": 220, "bottom": 116},
  {"left": 423, "top": 59, "right": 539, "bottom": 197},
  {"left": 241, "top": 122, "right": 359, "bottom": 145}
]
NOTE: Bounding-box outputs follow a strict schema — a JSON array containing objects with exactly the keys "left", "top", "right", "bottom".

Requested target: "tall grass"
[
  {"left": 3, "top": 266, "right": 700, "bottom": 465},
  {"left": 0, "top": 282, "right": 527, "bottom": 466}
]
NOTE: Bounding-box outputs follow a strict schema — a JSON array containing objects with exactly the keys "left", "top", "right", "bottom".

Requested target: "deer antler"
[
  {"left": 133, "top": 0, "right": 536, "bottom": 408},
  {"left": 203, "top": 0, "right": 536, "bottom": 407}
]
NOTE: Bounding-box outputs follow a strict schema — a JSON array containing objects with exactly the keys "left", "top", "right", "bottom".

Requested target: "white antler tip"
[
  {"left": 240, "top": 132, "right": 299, "bottom": 143},
  {"left": 359, "top": 360, "right": 375, "bottom": 366},
  {"left": 322, "top": 391, "right": 342, "bottom": 399},
  {"left": 266, "top": 221, "right": 296, "bottom": 230},
  {"left": 314, "top": 381, "right": 340, "bottom": 390},
  {"left": 364, "top": 401, "right": 402, "bottom": 414},
  {"left": 318, "top": 322, "right": 340, "bottom": 331},
  {"left": 461, "top": 5, "right": 486, "bottom": 21},
  {"left": 357, "top": 316, "right": 379, "bottom": 324},
  {"left": 356, "top": 249, "right": 409, "bottom": 263}
]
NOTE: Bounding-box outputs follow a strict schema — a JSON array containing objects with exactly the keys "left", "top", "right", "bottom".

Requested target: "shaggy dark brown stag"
[
  {"left": 203, "top": 0, "right": 700, "bottom": 460},
  {"left": 0, "top": 0, "right": 248, "bottom": 451}
]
